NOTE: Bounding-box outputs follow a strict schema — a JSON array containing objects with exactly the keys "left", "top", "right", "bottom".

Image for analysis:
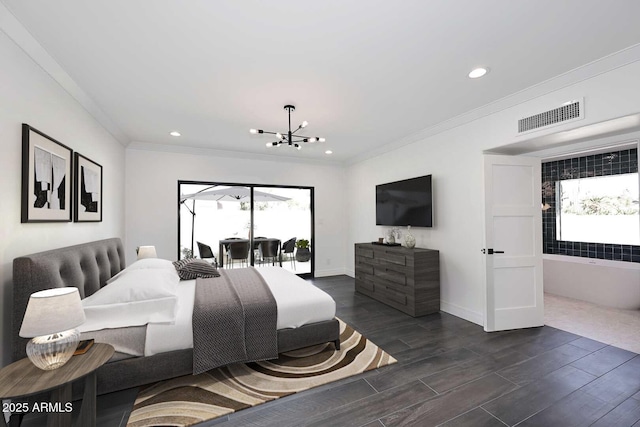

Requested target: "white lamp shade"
[
  {"left": 137, "top": 245, "right": 157, "bottom": 259},
  {"left": 19, "top": 287, "right": 86, "bottom": 338}
]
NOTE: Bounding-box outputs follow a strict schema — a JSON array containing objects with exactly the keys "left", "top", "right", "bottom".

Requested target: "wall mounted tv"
[{"left": 376, "top": 175, "right": 433, "bottom": 227}]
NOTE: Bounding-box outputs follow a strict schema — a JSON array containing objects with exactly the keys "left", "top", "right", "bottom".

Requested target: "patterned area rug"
[{"left": 127, "top": 319, "right": 396, "bottom": 427}]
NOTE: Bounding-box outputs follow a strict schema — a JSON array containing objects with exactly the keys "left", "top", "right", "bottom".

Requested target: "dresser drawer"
[
  {"left": 355, "top": 261, "right": 374, "bottom": 275},
  {"left": 374, "top": 267, "right": 407, "bottom": 286},
  {"left": 374, "top": 284, "right": 407, "bottom": 306},
  {"left": 355, "top": 278, "right": 374, "bottom": 292},
  {"left": 374, "top": 249, "right": 406, "bottom": 266},
  {"left": 356, "top": 247, "right": 374, "bottom": 259}
]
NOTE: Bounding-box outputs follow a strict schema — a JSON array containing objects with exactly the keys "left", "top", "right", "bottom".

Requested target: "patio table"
[{"left": 219, "top": 238, "right": 281, "bottom": 268}]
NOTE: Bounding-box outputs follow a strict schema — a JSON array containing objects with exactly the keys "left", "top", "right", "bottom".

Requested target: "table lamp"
[
  {"left": 137, "top": 245, "right": 157, "bottom": 259},
  {"left": 19, "top": 287, "right": 86, "bottom": 370}
]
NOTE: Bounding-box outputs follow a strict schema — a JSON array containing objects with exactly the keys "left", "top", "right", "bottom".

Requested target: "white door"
[{"left": 483, "top": 154, "right": 543, "bottom": 332}]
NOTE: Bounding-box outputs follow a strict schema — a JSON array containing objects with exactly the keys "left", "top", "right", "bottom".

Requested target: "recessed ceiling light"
[
  {"left": 468, "top": 67, "right": 489, "bottom": 79},
  {"left": 169, "top": 131, "right": 181, "bottom": 137},
  {"left": 325, "top": 150, "right": 333, "bottom": 155}
]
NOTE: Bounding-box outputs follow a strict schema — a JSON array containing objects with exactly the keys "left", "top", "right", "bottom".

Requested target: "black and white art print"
[
  {"left": 21, "top": 124, "right": 73, "bottom": 222},
  {"left": 74, "top": 152, "right": 102, "bottom": 222}
]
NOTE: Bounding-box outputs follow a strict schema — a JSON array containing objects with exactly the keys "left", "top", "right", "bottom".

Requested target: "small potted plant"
[
  {"left": 295, "top": 239, "right": 311, "bottom": 262},
  {"left": 181, "top": 247, "right": 195, "bottom": 259}
]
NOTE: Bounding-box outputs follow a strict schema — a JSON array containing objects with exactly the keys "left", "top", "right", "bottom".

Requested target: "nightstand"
[{"left": 0, "top": 343, "right": 114, "bottom": 427}]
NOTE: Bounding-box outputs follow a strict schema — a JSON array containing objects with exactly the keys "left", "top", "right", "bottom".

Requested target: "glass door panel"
[
  {"left": 179, "top": 184, "right": 251, "bottom": 268},
  {"left": 252, "top": 187, "right": 312, "bottom": 275}
]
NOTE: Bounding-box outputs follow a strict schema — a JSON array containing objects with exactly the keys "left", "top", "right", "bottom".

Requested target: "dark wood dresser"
[{"left": 354, "top": 243, "right": 440, "bottom": 317}]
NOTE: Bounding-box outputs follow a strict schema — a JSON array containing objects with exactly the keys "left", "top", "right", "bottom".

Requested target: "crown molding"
[{"left": 0, "top": 2, "right": 129, "bottom": 146}]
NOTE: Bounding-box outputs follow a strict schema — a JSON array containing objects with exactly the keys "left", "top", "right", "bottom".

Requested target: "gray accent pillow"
[{"left": 173, "top": 259, "right": 221, "bottom": 280}]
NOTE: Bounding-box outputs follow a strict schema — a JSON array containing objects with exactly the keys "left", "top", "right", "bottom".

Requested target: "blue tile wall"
[{"left": 542, "top": 147, "right": 639, "bottom": 263}]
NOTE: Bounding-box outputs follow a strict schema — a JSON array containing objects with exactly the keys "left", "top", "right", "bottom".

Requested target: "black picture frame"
[
  {"left": 74, "top": 152, "right": 103, "bottom": 222},
  {"left": 21, "top": 124, "right": 73, "bottom": 223}
]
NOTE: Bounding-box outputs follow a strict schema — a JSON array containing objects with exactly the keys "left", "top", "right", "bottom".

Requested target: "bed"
[{"left": 12, "top": 238, "right": 340, "bottom": 395}]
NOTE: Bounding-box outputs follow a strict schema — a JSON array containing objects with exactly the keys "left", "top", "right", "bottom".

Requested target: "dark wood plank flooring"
[{"left": 19, "top": 275, "right": 640, "bottom": 427}]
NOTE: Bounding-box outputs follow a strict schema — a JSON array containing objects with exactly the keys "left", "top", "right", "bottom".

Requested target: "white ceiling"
[{"left": 3, "top": 0, "right": 640, "bottom": 163}]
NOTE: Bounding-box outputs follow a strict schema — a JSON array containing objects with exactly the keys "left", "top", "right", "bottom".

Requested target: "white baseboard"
[
  {"left": 314, "top": 268, "right": 348, "bottom": 278},
  {"left": 440, "top": 300, "right": 484, "bottom": 327}
]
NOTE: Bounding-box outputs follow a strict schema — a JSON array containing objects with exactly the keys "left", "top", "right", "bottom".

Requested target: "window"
[
  {"left": 178, "top": 181, "right": 314, "bottom": 276},
  {"left": 557, "top": 173, "right": 639, "bottom": 245}
]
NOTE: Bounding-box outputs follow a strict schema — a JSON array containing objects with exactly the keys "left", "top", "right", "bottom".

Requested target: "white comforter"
[{"left": 144, "top": 267, "right": 336, "bottom": 356}]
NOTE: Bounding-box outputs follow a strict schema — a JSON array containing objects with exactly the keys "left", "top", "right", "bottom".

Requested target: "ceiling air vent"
[{"left": 518, "top": 99, "right": 584, "bottom": 135}]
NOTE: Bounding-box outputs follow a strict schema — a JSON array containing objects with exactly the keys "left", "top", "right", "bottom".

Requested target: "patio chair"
[
  {"left": 253, "top": 237, "right": 267, "bottom": 262},
  {"left": 196, "top": 241, "right": 217, "bottom": 267},
  {"left": 223, "top": 237, "right": 242, "bottom": 265},
  {"left": 259, "top": 239, "right": 280, "bottom": 266},
  {"left": 228, "top": 241, "right": 250, "bottom": 268},
  {"left": 281, "top": 237, "right": 296, "bottom": 269}
]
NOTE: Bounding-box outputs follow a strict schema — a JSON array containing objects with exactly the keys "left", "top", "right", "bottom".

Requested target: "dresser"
[{"left": 354, "top": 243, "right": 440, "bottom": 317}]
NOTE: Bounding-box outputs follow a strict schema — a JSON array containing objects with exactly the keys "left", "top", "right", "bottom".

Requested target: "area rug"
[{"left": 127, "top": 319, "right": 396, "bottom": 427}]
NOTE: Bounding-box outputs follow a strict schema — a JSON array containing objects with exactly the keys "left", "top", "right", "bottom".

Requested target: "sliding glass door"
[{"left": 178, "top": 181, "right": 314, "bottom": 277}]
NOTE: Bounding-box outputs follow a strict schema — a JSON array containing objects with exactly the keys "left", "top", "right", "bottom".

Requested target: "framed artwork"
[
  {"left": 74, "top": 152, "right": 103, "bottom": 222},
  {"left": 21, "top": 124, "right": 73, "bottom": 223}
]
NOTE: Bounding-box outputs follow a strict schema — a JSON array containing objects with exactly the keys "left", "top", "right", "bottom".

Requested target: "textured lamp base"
[{"left": 26, "top": 329, "right": 80, "bottom": 370}]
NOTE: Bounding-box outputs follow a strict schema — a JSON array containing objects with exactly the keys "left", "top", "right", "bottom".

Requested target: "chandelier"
[{"left": 250, "top": 105, "right": 325, "bottom": 150}]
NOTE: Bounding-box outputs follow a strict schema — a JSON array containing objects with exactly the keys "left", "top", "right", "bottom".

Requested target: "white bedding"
[{"left": 145, "top": 267, "right": 336, "bottom": 356}]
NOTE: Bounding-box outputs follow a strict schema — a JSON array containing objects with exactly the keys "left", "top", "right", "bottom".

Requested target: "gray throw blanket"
[{"left": 192, "top": 267, "right": 278, "bottom": 374}]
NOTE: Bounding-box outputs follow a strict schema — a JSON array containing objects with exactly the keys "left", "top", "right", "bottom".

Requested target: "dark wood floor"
[{"left": 21, "top": 275, "right": 640, "bottom": 426}]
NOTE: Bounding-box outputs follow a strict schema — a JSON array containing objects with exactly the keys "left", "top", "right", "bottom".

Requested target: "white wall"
[
  {"left": 0, "top": 31, "right": 126, "bottom": 367},
  {"left": 346, "top": 59, "right": 640, "bottom": 326},
  {"left": 125, "top": 148, "right": 347, "bottom": 277}
]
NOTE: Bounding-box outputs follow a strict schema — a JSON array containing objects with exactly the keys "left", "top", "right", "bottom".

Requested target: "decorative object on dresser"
[
  {"left": 19, "top": 287, "right": 86, "bottom": 370},
  {"left": 404, "top": 225, "right": 416, "bottom": 248},
  {"left": 21, "top": 123, "right": 73, "bottom": 223},
  {"left": 355, "top": 243, "right": 440, "bottom": 317},
  {"left": 386, "top": 227, "right": 401, "bottom": 244},
  {"left": 74, "top": 152, "right": 102, "bottom": 222}
]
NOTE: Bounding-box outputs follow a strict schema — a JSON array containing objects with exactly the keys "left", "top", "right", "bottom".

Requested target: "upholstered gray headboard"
[{"left": 12, "top": 238, "right": 125, "bottom": 361}]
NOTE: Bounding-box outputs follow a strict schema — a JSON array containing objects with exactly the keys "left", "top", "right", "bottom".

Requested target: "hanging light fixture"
[{"left": 250, "top": 105, "right": 326, "bottom": 150}]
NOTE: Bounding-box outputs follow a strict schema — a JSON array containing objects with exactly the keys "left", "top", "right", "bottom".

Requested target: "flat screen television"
[{"left": 376, "top": 175, "right": 432, "bottom": 227}]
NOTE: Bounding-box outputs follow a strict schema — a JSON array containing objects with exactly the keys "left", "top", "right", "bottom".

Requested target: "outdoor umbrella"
[
  {"left": 180, "top": 186, "right": 291, "bottom": 254},
  {"left": 180, "top": 187, "right": 291, "bottom": 203}
]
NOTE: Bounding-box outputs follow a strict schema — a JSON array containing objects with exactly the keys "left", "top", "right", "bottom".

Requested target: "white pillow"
[
  {"left": 79, "top": 268, "right": 179, "bottom": 332},
  {"left": 128, "top": 258, "right": 176, "bottom": 271},
  {"left": 107, "top": 258, "right": 178, "bottom": 284}
]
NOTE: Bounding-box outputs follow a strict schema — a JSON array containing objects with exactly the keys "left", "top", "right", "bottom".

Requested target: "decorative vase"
[
  {"left": 387, "top": 234, "right": 395, "bottom": 244},
  {"left": 404, "top": 225, "right": 416, "bottom": 248},
  {"left": 295, "top": 247, "right": 311, "bottom": 262}
]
